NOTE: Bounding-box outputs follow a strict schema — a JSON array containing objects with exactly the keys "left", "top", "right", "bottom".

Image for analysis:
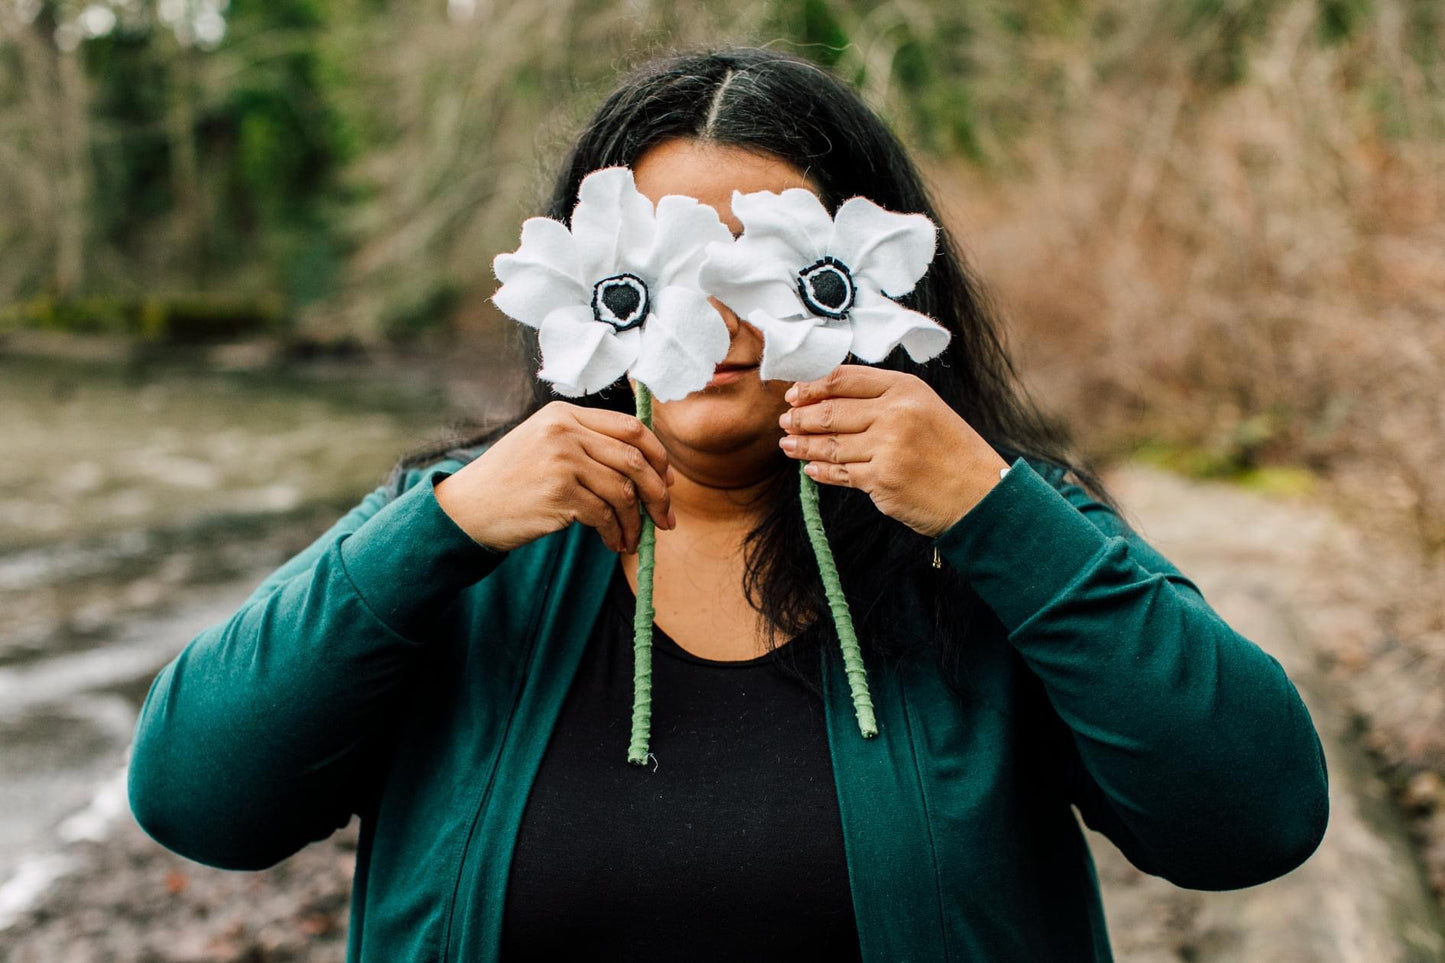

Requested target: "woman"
[{"left": 127, "top": 47, "right": 1329, "bottom": 961}]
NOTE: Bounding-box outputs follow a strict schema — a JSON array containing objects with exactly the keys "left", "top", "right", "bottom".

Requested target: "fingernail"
[
  {"left": 785, "top": 385, "right": 799, "bottom": 403},
  {"left": 665, "top": 466, "right": 675, "bottom": 486},
  {"left": 779, "top": 436, "right": 797, "bottom": 454},
  {"left": 778, "top": 411, "right": 792, "bottom": 429},
  {"left": 667, "top": 509, "right": 677, "bottom": 529}
]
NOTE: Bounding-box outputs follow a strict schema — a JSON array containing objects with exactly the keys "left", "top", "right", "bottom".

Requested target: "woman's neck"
[{"left": 664, "top": 457, "right": 783, "bottom": 533}]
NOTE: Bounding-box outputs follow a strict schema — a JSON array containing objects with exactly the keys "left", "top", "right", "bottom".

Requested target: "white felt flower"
[
  {"left": 491, "top": 167, "right": 734, "bottom": 401},
  {"left": 697, "top": 188, "right": 948, "bottom": 383}
]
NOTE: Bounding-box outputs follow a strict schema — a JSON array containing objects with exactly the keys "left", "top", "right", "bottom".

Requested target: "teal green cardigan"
[{"left": 127, "top": 456, "right": 1329, "bottom": 961}]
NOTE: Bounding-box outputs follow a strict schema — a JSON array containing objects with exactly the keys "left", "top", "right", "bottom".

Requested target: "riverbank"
[
  {"left": 4, "top": 796, "right": 356, "bottom": 962},
  {"left": 0, "top": 349, "right": 484, "bottom": 954}
]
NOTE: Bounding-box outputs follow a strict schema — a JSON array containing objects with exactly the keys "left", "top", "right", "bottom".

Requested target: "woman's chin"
[{"left": 653, "top": 380, "right": 789, "bottom": 459}]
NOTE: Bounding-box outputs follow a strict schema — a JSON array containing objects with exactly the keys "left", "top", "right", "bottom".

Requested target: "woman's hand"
[
  {"left": 777, "top": 365, "right": 1010, "bottom": 537},
  {"left": 434, "top": 401, "right": 676, "bottom": 554}
]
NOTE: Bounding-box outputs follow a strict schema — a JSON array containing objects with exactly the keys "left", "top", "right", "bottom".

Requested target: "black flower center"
[
  {"left": 796, "top": 256, "right": 855, "bottom": 320},
  {"left": 591, "top": 273, "right": 650, "bottom": 331}
]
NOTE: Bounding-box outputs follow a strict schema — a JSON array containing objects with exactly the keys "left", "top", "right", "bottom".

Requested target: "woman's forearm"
[
  {"left": 934, "top": 459, "right": 1329, "bottom": 889},
  {"left": 127, "top": 468, "right": 505, "bottom": 870}
]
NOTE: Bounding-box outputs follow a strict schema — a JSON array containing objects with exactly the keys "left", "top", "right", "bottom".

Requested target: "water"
[{"left": 0, "top": 350, "right": 498, "bottom": 927}]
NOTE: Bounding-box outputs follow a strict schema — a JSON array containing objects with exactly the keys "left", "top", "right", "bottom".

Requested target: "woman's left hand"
[{"left": 778, "top": 365, "right": 1012, "bottom": 538}]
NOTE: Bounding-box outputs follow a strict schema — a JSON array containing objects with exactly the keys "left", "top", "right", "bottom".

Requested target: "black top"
[{"left": 500, "top": 561, "right": 863, "bottom": 961}]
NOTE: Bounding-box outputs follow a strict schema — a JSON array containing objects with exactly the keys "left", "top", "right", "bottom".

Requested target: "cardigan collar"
[{"left": 443, "top": 523, "right": 949, "bottom": 961}]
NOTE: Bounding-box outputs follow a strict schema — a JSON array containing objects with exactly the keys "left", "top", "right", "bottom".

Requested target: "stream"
[{"left": 0, "top": 350, "right": 503, "bottom": 930}]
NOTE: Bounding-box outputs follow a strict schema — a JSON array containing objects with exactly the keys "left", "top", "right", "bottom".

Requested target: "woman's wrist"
[{"left": 930, "top": 458, "right": 1013, "bottom": 538}]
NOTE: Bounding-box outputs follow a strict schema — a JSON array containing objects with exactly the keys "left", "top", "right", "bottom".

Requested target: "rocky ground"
[
  {"left": 1087, "top": 466, "right": 1445, "bottom": 963},
  {"left": 0, "top": 351, "right": 451, "bottom": 962},
  {"left": 4, "top": 816, "right": 357, "bottom": 963}
]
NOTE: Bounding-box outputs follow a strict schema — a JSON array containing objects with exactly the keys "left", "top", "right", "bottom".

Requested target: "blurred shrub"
[
  {"left": 0, "top": 0, "right": 349, "bottom": 320},
  {"left": 0, "top": 294, "right": 284, "bottom": 343},
  {"left": 918, "top": 0, "right": 1445, "bottom": 562},
  {"left": 377, "top": 278, "right": 461, "bottom": 346}
]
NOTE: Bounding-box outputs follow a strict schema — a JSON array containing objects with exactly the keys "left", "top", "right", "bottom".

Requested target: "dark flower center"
[
  {"left": 591, "top": 273, "right": 650, "bottom": 331},
  {"left": 796, "top": 256, "right": 855, "bottom": 320}
]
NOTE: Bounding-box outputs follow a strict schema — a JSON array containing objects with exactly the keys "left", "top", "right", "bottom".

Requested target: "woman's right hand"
[{"left": 433, "top": 401, "right": 676, "bottom": 555}]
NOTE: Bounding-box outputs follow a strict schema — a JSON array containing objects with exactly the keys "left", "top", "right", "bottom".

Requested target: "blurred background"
[{"left": 1, "top": 0, "right": 1444, "bottom": 959}]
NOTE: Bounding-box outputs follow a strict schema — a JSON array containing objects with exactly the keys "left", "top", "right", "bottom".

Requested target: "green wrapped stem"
[
  {"left": 626, "top": 383, "right": 657, "bottom": 766},
  {"left": 799, "top": 462, "right": 878, "bottom": 738}
]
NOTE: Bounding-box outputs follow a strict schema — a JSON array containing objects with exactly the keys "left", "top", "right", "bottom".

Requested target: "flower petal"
[
  {"left": 630, "top": 287, "right": 730, "bottom": 402},
  {"left": 731, "top": 187, "right": 834, "bottom": 263},
  {"left": 846, "top": 287, "right": 951, "bottom": 364},
  {"left": 571, "top": 167, "right": 657, "bottom": 283},
  {"left": 492, "top": 217, "right": 589, "bottom": 328},
  {"left": 645, "top": 194, "right": 734, "bottom": 288},
  {"left": 537, "top": 304, "right": 639, "bottom": 396},
  {"left": 697, "top": 237, "right": 805, "bottom": 322},
  {"left": 748, "top": 310, "right": 853, "bottom": 383},
  {"left": 828, "top": 197, "right": 937, "bottom": 297}
]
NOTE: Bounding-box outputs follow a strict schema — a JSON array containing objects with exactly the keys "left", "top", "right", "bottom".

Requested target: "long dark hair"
[{"left": 395, "top": 46, "right": 1111, "bottom": 693}]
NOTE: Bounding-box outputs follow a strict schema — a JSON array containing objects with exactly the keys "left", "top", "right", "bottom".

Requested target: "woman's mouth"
[{"left": 707, "top": 362, "right": 758, "bottom": 387}]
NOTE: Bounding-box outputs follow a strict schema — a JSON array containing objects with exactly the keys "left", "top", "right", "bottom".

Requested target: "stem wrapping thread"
[
  {"left": 627, "top": 384, "right": 657, "bottom": 765},
  {"left": 798, "top": 462, "right": 878, "bottom": 738},
  {"left": 626, "top": 396, "right": 878, "bottom": 759}
]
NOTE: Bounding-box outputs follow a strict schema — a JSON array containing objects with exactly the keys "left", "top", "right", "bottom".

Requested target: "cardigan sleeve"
[
  {"left": 932, "top": 458, "right": 1329, "bottom": 891},
  {"left": 127, "top": 463, "right": 506, "bottom": 871}
]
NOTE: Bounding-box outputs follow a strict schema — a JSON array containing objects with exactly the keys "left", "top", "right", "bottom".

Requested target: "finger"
[
  {"left": 572, "top": 486, "right": 627, "bottom": 553},
  {"left": 803, "top": 460, "right": 867, "bottom": 489},
  {"left": 785, "top": 364, "right": 894, "bottom": 406},
  {"left": 779, "top": 397, "right": 874, "bottom": 436},
  {"left": 571, "top": 407, "right": 671, "bottom": 481},
  {"left": 779, "top": 432, "right": 872, "bottom": 465},
  {"left": 580, "top": 433, "right": 673, "bottom": 530},
  {"left": 578, "top": 464, "right": 644, "bottom": 553}
]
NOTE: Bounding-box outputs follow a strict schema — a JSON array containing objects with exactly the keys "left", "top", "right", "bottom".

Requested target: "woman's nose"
[{"left": 709, "top": 297, "right": 742, "bottom": 337}]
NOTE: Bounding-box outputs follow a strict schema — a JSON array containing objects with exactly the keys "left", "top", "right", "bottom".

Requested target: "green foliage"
[
  {"left": 0, "top": 294, "right": 285, "bottom": 342},
  {"left": 762, "top": 0, "right": 993, "bottom": 159},
  {"left": 44, "top": 0, "right": 351, "bottom": 308},
  {"left": 377, "top": 281, "right": 460, "bottom": 346},
  {"left": 890, "top": 26, "right": 984, "bottom": 160},
  {"left": 798, "top": 0, "right": 850, "bottom": 67},
  {"left": 1132, "top": 439, "right": 1318, "bottom": 496},
  {"left": 1178, "top": 0, "right": 1280, "bottom": 86},
  {"left": 84, "top": 32, "right": 175, "bottom": 234},
  {"left": 1316, "top": 0, "right": 1371, "bottom": 44}
]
